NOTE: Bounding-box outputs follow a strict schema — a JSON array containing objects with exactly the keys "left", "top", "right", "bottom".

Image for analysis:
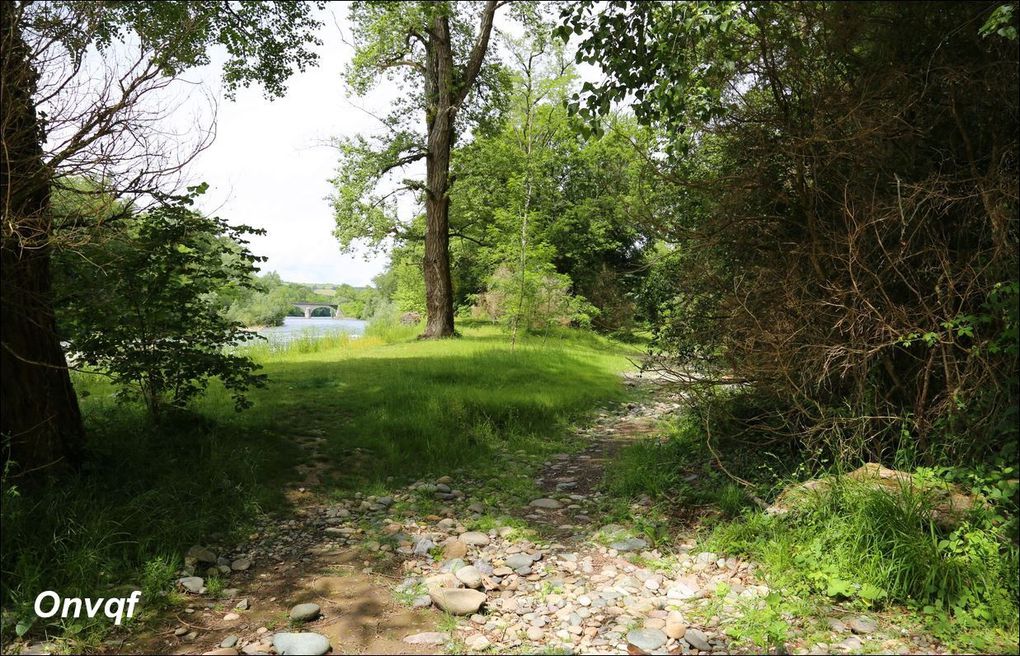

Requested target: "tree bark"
[
  {"left": 1, "top": 2, "right": 86, "bottom": 475},
  {"left": 419, "top": 1, "right": 498, "bottom": 339},
  {"left": 421, "top": 9, "right": 457, "bottom": 338}
]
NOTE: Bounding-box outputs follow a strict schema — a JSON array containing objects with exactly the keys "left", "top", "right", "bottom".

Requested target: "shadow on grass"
[
  {"left": 2, "top": 335, "right": 631, "bottom": 626},
  {"left": 251, "top": 347, "right": 629, "bottom": 490}
]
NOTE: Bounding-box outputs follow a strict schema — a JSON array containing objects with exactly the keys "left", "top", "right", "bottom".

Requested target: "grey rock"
[
  {"left": 835, "top": 635, "right": 864, "bottom": 652},
  {"left": 186, "top": 545, "right": 217, "bottom": 564},
  {"left": 455, "top": 565, "right": 483, "bottom": 589},
  {"left": 177, "top": 576, "right": 204, "bottom": 593},
  {"left": 627, "top": 628, "right": 667, "bottom": 653},
  {"left": 849, "top": 616, "right": 877, "bottom": 635},
  {"left": 231, "top": 558, "right": 251, "bottom": 571},
  {"left": 289, "top": 602, "right": 321, "bottom": 622},
  {"left": 529, "top": 498, "right": 564, "bottom": 509},
  {"left": 610, "top": 538, "right": 648, "bottom": 552},
  {"left": 429, "top": 588, "right": 487, "bottom": 615},
  {"left": 459, "top": 531, "right": 491, "bottom": 546},
  {"left": 505, "top": 553, "right": 537, "bottom": 570},
  {"left": 403, "top": 632, "right": 448, "bottom": 645},
  {"left": 220, "top": 635, "right": 239, "bottom": 648},
  {"left": 234, "top": 598, "right": 250, "bottom": 610},
  {"left": 413, "top": 538, "right": 435, "bottom": 556},
  {"left": 273, "top": 632, "right": 331, "bottom": 656},
  {"left": 684, "top": 628, "right": 712, "bottom": 651}
]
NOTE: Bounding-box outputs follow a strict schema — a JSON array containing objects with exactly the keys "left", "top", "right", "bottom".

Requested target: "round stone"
[
  {"left": 289, "top": 602, "right": 321, "bottom": 622},
  {"left": 459, "top": 531, "right": 491, "bottom": 546},
  {"left": 627, "top": 628, "right": 667, "bottom": 653},
  {"left": 273, "top": 632, "right": 331, "bottom": 656},
  {"left": 455, "top": 565, "right": 483, "bottom": 589}
]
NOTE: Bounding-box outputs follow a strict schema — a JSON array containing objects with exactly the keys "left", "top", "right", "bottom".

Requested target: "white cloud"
[{"left": 185, "top": 2, "right": 389, "bottom": 286}]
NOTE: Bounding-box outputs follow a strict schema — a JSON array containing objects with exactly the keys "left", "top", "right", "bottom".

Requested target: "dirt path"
[{"left": 114, "top": 377, "right": 940, "bottom": 656}]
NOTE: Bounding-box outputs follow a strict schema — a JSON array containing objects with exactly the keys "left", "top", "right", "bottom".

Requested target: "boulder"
[{"left": 768, "top": 463, "right": 981, "bottom": 526}]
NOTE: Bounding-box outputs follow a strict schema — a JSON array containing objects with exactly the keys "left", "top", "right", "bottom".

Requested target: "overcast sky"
[{"left": 186, "top": 2, "right": 391, "bottom": 287}]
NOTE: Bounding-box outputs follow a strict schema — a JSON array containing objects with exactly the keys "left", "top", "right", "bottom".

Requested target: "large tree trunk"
[
  {"left": 1, "top": 2, "right": 86, "bottom": 475},
  {"left": 422, "top": 9, "right": 457, "bottom": 338}
]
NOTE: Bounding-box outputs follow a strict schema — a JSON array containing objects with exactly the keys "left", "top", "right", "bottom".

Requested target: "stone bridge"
[{"left": 293, "top": 302, "right": 341, "bottom": 318}]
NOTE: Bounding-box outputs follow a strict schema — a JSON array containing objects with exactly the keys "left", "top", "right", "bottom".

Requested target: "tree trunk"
[
  {"left": 422, "top": 9, "right": 457, "bottom": 338},
  {"left": 1, "top": 2, "right": 86, "bottom": 476}
]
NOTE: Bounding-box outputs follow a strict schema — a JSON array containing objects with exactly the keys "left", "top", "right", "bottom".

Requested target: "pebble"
[
  {"left": 230, "top": 558, "right": 251, "bottom": 571},
  {"left": 684, "top": 627, "right": 712, "bottom": 651},
  {"left": 665, "top": 611, "right": 686, "bottom": 639},
  {"left": 455, "top": 565, "right": 483, "bottom": 588},
  {"left": 220, "top": 636, "right": 239, "bottom": 648},
  {"left": 444, "top": 539, "right": 468, "bottom": 559},
  {"left": 627, "top": 627, "right": 667, "bottom": 653},
  {"left": 849, "top": 616, "right": 878, "bottom": 634},
  {"left": 529, "top": 498, "right": 564, "bottom": 509},
  {"left": 465, "top": 634, "right": 491, "bottom": 651},
  {"left": 403, "top": 632, "right": 448, "bottom": 645},
  {"left": 460, "top": 531, "right": 491, "bottom": 546},
  {"left": 177, "top": 577, "right": 204, "bottom": 594},
  {"left": 288, "top": 602, "right": 321, "bottom": 622},
  {"left": 429, "top": 588, "right": 487, "bottom": 615},
  {"left": 273, "top": 632, "right": 331, "bottom": 656}
]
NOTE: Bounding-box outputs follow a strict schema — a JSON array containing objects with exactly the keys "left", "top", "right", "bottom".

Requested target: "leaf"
[{"left": 825, "top": 578, "right": 853, "bottom": 597}]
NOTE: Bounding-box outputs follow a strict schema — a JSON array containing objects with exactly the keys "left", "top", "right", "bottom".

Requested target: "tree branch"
[{"left": 454, "top": 0, "right": 498, "bottom": 107}]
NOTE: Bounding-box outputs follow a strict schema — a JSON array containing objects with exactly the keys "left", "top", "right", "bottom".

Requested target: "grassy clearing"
[{"left": 1, "top": 324, "right": 636, "bottom": 645}]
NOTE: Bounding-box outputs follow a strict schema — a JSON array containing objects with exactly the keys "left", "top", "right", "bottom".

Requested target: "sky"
[{"left": 185, "top": 3, "right": 392, "bottom": 287}]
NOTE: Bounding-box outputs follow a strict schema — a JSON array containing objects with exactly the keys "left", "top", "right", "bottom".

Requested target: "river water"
[{"left": 254, "top": 316, "right": 367, "bottom": 344}]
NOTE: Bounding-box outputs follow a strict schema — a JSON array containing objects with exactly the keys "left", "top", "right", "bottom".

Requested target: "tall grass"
[{"left": 708, "top": 480, "right": 1019, "bottom": 630}]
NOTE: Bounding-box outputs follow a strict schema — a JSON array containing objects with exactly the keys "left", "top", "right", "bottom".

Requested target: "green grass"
[
  {"left": 1, "top": 325, "right": 635, "bottom": 646},
  {"left": 600, "top": 390, "right": 1020, "bottom": 652}
]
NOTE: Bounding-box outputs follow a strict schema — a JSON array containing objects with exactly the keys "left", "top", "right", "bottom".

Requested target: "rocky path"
[{"left": 117, "top": 377, "right": 938, "bottom": 656}]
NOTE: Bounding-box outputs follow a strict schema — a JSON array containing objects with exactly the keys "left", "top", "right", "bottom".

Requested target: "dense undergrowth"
[
  {"left": 603, "top": 390, "right": 1020, "bottom": 652},
  {"left": 1, "top": 324, "right": 636, "bottom": 646}
]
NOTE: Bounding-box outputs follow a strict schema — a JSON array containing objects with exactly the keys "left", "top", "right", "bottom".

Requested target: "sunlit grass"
[{"left": 2, "top": 324, "right": 637, "bottom": 647}]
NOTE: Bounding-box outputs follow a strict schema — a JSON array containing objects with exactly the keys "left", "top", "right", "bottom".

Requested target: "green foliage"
[
  {"left": 561, "top": 1, "right": 1020, "bottom": 462},
  {"left": 27, "top": 1, "right": 325, "bottom": 99},
  {"left": 708, "top": 482, "right": 1019, "bottom": 630},
  {"left": 0, "top": 399, "right": 297, "bottom": 636},
  {"left": 54, "top": 186, "right": 267, "bottom": 417},
  {"left": 724, "top": 592, "right": 790, "bottom": 653},
  {"left": 980, "top": 3, "right": 1018, "bottom": 40},
  {"left": 483, "top": 260, "right": 598, "bottom": 334}
]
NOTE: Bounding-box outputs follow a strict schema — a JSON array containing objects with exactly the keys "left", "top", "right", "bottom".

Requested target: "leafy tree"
[
  {"left": 560, "top": 1, "right": 1019, "bottom": 461},
  {"left": 1, "top": 1, "right": 323, "bottom": 474},
  {"left": 443, "top": 41, "right": 657, "bottom": 334},
  {"left": 54, "top": 186, "right": 267, "bottom": 419},
  {"left": 332, "top": 1, "right": 533, "bottom": 338}
]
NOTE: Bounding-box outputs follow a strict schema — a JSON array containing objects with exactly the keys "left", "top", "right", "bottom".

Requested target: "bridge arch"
[{"left": 293, "top": 302, "right": 340, "bottom": 319}]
